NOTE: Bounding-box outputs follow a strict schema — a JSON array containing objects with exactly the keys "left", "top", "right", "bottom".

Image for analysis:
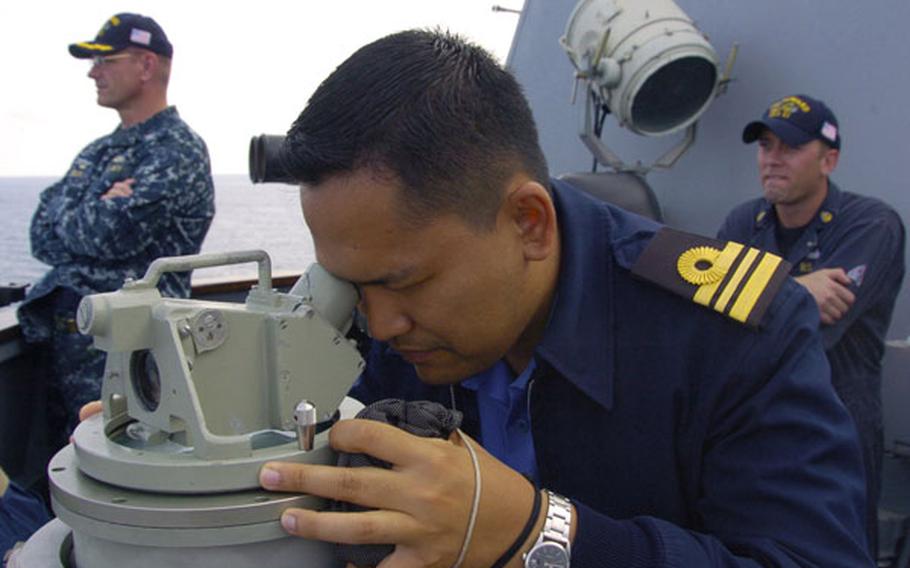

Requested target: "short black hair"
[{"left": 280, "top": 29, "right": 549, "bottom": 229}]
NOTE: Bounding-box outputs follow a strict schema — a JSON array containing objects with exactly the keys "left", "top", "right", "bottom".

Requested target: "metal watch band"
[
  {"left": 524, "top": 490, "right": 572, "bottom": 568},
  {"left": 540, "top": 490, "right": 572, "bottom": 549}
]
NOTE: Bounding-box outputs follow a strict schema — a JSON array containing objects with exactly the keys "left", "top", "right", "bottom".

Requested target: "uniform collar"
[
  {"left": 754, "top": 180, "right": 843, "bottom": 232},
  {"left": 533, "top": 179, "right": 620, "bottom": 410},
  {"left": 814, "top": 180, "right": 843, "bottom": 227},
  {"left": 109, "top": 106, "right": 179, "bottom": 145}
]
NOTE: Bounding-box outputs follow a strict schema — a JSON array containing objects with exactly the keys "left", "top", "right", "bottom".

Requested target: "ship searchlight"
[{"left": 561, "top": 0, "right": 735, "bottom": 173}]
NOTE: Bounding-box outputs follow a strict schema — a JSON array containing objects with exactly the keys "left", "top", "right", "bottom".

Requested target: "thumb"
[{"left": 829, "top": 268, "right": 853, "bottom": 285}]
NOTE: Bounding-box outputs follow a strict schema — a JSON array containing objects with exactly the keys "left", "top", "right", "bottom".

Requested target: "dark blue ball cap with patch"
[
  {"left": 742, "top": 94, "right": 840, "bottom": 150},
  {"left": 69, "top": 13, "right": 173, "bottom": 59}
]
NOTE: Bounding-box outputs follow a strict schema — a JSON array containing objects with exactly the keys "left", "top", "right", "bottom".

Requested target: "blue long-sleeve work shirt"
[
  {"left": 718, "top": 181, "right": 905, "bottom": 433},
  {"left": 350, "top": 178, "right": 871, "bottom": 567}
]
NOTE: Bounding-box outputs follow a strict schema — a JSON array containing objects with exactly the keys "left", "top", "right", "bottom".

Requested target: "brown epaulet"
[{"left": 630, "top": 227, "right": 791, "bottom": 328}]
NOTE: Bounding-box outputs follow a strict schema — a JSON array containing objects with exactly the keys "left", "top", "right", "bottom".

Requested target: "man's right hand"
[
  {"left": 69, "top": 401, "right": 103, "bottom": 443},
  {"left": 794, "top": 268, "right": 856, "bottom": 325},
  {"left": 79, "top": 401, "right": 103, "bottom": 421},
  {"left": 260, "top": 419, "right": 547, "bottom": 568},
  {"left": 100, "top": 178, "right": 135, "bottom": 200}
]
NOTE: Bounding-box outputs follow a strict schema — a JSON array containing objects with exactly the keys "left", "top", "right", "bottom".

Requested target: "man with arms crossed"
[
  {"left": 718, "top": 94, "right": 906, "bottom": 555},
  {"left": 17, "top": 13, "right": 215, "bottom": 451}
]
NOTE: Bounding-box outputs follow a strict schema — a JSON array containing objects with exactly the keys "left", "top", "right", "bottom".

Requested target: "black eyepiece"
[{"left": 248, "top": 134, "right": 294, "bottom": 184}]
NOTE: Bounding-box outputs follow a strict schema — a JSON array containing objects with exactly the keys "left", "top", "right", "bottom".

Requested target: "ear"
[
  {"left": 820, "top": 147, "right": 839, "bottom": 175},
  {"left": 505, "top": 180, "right": 558, "bottom": 261},
  {"left": 139, "top": 52, "right": 156, "bottom": 81}
]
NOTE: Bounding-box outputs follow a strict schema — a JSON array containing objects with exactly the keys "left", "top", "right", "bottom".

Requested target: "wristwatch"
[{"left": 524, "top": 490, "right": 572, "bottom": 568}]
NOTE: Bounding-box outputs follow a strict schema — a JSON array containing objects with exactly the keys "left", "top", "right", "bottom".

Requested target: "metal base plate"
[
  {"left": 71, "top": 414, "right": 334, "bottom": 493},
  {"left": 9, "top": 518, "right": 342, "bottom": 568}
]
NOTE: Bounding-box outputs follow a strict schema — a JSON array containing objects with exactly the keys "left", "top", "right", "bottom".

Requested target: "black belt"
[
  {"left": 53, "top": 315, "right": 79, "bottom": 334},
  {"left": 52, "top": 287, "right": 84, "bottom": 334}
]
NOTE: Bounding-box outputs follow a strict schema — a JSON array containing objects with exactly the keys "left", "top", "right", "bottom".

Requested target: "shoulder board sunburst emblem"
[
  {"left": 631, "top": 228, "right": 791, "bottom": 328},
  {"left": 677, "top": 246, "right": 724, "bottom": 285}
]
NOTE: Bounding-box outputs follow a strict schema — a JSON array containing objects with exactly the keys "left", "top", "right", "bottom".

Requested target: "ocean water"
[{"left": 0, "top": 175, "right": 316, "bottom": 287}]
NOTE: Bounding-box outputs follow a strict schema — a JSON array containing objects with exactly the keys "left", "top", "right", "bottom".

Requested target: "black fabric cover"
[{"left": 332, "top": 399, "right": 463, "bottom": 567}]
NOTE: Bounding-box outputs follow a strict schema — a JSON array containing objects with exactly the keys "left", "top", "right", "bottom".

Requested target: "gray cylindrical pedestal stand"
[{"left": 16, "top": 446, "right": 343, "bottom": 568}]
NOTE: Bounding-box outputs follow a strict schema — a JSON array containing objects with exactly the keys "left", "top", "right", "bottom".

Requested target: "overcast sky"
[{"left": 0, "top": 1, "right": 521, "bottom": 177}]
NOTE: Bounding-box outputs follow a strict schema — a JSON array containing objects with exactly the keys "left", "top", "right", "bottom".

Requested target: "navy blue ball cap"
[
  {"left": 69, "top": 13, "right": 173, "bottom": 59},
  {"left": 742, "top": 94, "right": 840, "bottom": 150}
]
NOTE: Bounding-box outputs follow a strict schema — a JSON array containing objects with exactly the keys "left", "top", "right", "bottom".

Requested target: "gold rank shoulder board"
[{"left": 630, "top": 227, "right": 791, "bottom": 328}]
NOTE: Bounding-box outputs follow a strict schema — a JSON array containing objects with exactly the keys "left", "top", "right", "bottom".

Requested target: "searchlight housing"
[{"left": 561, "top": 0, "right": 736, "bottom": 173}]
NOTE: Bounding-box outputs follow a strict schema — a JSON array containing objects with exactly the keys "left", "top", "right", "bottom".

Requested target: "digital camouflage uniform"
[{"left": 17, "top": 106, "right": 215, "bottom": 445}]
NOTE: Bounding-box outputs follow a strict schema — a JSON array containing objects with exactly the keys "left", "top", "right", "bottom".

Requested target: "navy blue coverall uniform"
[
  {"left": 719, "top": 181, "right": 906, "bottom": 553},
  {"left": 349, "top": 179, "right": 872, "bottom": 567}
]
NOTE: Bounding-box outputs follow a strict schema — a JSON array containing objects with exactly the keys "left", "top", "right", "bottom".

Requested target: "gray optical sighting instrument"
[{"left": 12, "top": 251, "right": 363, "bottom": 567}]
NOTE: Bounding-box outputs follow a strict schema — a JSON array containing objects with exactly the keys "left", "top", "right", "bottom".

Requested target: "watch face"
[{"left": 526, "top": 542, "right": 570, "bottom": 568}]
